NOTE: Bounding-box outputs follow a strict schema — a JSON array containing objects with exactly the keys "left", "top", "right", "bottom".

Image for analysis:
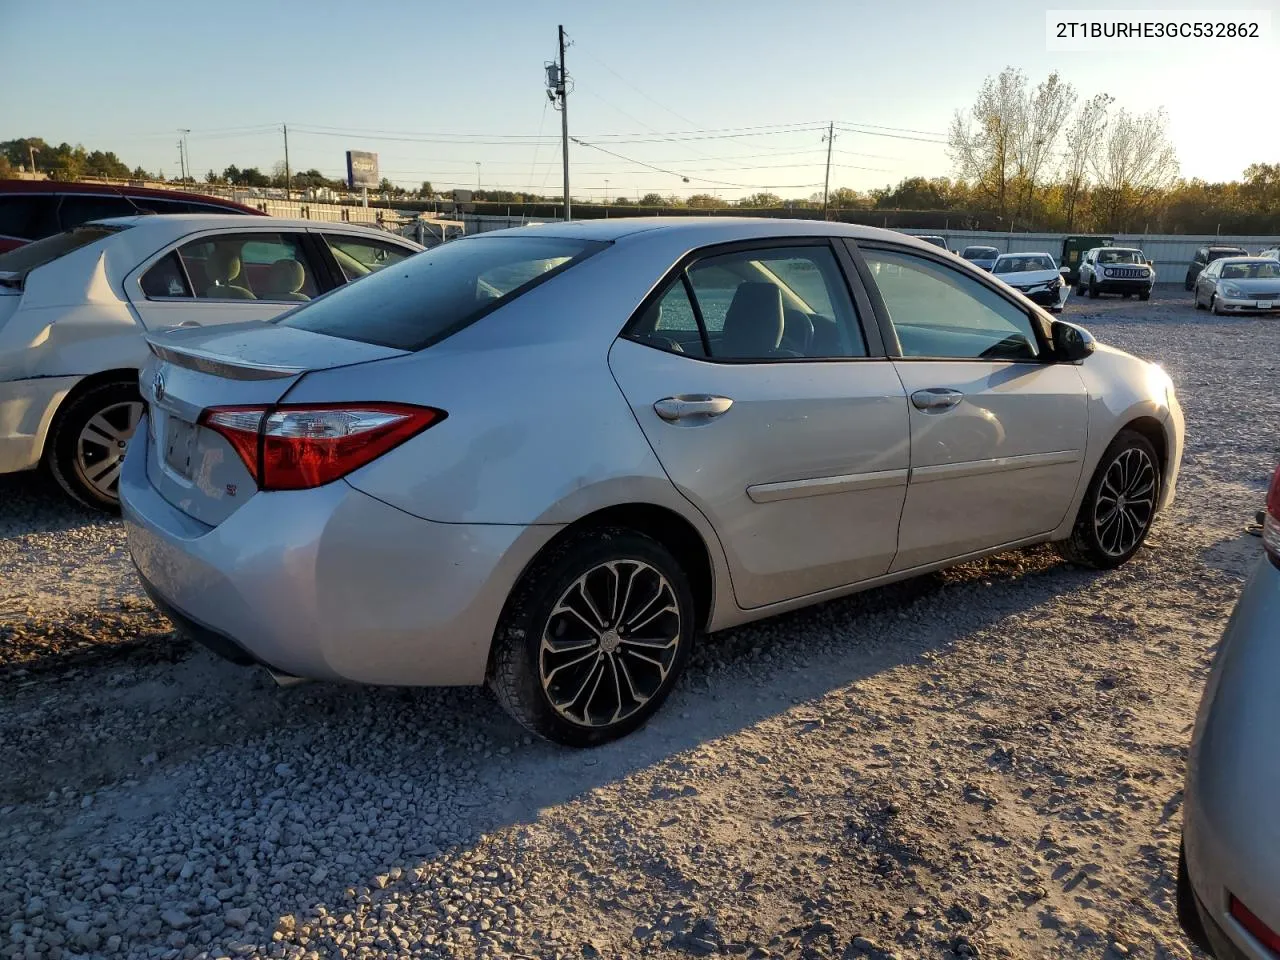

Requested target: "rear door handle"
[
  {"left": 654, "top": 395, "right": 734, "bottom": 422},
  {"left": 910, "top": 388, "right": 964, "bottom": 412}
]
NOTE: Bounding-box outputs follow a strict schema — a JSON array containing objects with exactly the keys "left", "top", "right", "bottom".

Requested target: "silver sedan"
[
  {"left": 1193, "top": 257, "right": 1280, "bottom": 315},
  {"left": 121, "top": 219, "right": 1185, "bottom": 745},
  {"left": 1180, "top": 464, "right": 1280, "bottom": 960}
]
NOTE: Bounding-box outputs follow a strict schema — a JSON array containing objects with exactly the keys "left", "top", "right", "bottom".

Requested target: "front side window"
[
  {"left": 176, "top": 232, "right": 318, "bottom": 302},
  {"left": 862, "top": 248, "right": 1040, "bottom": 361},
  {"left": 325, "top": 235, "right": 414, "bottom": 282},
  {"left": 631, "top": 244, "right": 866, "bottom": 361},
  {"left": 281, "top": 235, "right": 604, "bottom": 351}
]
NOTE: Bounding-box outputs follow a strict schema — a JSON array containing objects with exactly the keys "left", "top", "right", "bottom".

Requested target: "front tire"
[
  {"left": 488, "top": 526, "right": 696, "bottom": 747},
  {"left": 1211, "top": 295, "right": 1224, "bottom": 315},
  {"left": 1139, "top": 290, "right": 1151, "bottom": 302},
  {"left": 45, "top": 380, "right": 143, "bottom": 511},
  {"left": 1088, "top": 278, "right": 1100, "bottom": 298},
  {"left": 1056, "top": 430, "right": 1161, "bottom": 569}
]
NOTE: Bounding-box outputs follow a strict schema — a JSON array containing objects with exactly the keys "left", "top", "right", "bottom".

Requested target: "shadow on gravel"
[{"left": 0, "top": 470, "right": 109, "bottom": 537}]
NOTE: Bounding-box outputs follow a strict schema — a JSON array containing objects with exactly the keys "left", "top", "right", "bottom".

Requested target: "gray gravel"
[{"left": 1, "top": 286, "right": 1276, "bottom": 959}]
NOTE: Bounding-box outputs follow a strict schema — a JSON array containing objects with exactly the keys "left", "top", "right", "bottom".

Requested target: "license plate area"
[
  {"left": 1258, "top": 301, "right": 1273, "bottom": 310},
  {"left": 163, "top": 417, "right": 199, "bottom": 479}
]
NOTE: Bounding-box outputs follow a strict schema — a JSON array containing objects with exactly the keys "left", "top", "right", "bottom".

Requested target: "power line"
[{"left": 570, "top": 137, "right": 824, "bottom": 190}]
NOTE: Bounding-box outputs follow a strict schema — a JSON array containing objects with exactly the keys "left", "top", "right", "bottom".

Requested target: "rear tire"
[
  {"left": 45, "top": 380, "right": 143, "bottom": 512},
  {"left": 488, "top": 526, "right": 696, "bottom": 747},
  {"left": 1055, "top": 430, "right": 1161, "bottom": 570}
]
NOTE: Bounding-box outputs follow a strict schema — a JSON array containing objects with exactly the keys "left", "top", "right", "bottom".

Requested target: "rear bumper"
[
  {"left": 120, "top": 419, "right": 562, "bottom": 686},
  {"left": 0, "top": 375, "right": 80, "bottom": 474},
  {"left": 1183, "top": 559, "right": 1280, "bottom": 960}
]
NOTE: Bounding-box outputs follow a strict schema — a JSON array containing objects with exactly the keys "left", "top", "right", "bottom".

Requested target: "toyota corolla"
[{"left": 121, "top": 220, "right": 1184, "bottom": 746}]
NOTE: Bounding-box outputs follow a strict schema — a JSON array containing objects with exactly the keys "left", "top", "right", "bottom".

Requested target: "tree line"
[{"left": 5, "top": 73, "right": 1279, "bottom": 235}]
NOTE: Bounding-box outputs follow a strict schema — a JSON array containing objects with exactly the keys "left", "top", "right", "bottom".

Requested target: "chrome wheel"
[
  {"left": 1093, "top": 447, "right": 1157, "bottom": 558},
  {"left": 539, "top": 559, "right": 681, "bottom": 728},
  {"left": 75, "top": 401, "right": 143, "bottom": 499}
]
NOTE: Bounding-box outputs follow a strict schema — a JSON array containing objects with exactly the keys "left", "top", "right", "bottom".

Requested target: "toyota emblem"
[{"left": 153, "top": 370, "right": 166, "bottom": 402}]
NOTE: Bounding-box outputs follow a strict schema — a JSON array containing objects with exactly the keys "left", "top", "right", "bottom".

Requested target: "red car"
[{"left": 0, "top": 180, "right": 265, "bottom": 252}]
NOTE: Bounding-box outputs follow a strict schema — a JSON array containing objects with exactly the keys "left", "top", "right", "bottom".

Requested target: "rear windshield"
[
  {"left": 279, "top": 235, "right": 607, "bottom": 350},
  {"left": 994, "top": 255, "right": 1055, "bottom": 273},
  {"left": 0, "top": 224, "right": 130, "bottom": 277},
  {"left": 961, "top": 246, "right": 998, "bottom": 259},
  {"left": 1209, "top": 248, "right": 1247, "bottom": 260}
]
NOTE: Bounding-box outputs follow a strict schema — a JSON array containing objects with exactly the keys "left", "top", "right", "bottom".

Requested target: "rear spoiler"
[
  {"left": 0, "top": 270, "right": 25, "bottom": 291},
  {"left": 146, "top": 337, "right": 304, "bottom": 381}
]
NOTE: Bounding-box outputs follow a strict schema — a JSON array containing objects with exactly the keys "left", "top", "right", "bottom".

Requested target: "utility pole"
[
  {"left": 476, "top": 161, "right": 481, "bottom": 192},
  {"left": 558, "top": 24, "right": 570, "bottom": 220},
  {"left": 821, "top": 122, "right": 834, "bottom": 219},
  {"left": 178, "top": 129, "right": 191, "bottom": 182},
  {"left": 176, "top": 140, "right": 186, "bottom": 181},
  {"left": 27, "top": 145, "right": 37, "bottom": 176},
  {"left": 282, "top": 123, "right": 291, "bottom": 200}
]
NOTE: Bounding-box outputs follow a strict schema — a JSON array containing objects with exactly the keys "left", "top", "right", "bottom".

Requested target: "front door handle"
[
  {"left": 910, "top": 388, "right": 964, "bottom": 412},
  {"left": 654, "top": 395, "right": 734, "bottom": 422}
]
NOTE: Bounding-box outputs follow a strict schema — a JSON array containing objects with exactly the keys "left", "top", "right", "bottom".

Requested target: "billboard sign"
[{"left": 346, "top": 150, "right": 379, "bottom": 189}]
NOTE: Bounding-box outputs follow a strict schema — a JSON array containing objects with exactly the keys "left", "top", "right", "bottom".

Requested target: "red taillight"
[
  {"left": 1231, "top": 895, "right": 1280, "bottom": 955},
  {"left": 199, "top": 403, "right": 445, "bottom": 491},
  {"left": 1265, "top": 464, "right": 1280, "bottom": 569}
]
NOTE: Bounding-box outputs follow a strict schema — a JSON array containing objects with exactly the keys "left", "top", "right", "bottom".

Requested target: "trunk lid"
[{"left": 140, "top": 321, "right": 408, "bottom": 526}]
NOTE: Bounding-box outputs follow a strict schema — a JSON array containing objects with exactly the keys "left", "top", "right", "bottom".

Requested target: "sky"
[{"left": 5, "top": 0, "right": 1278, "bottom": 201}]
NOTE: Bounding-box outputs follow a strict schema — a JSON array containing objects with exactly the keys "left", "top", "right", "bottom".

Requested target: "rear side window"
[
  {"left": 280, "top": 235, "right": 605, "bottom": 350},
  {"left": 0, "top": 224, "right": 130, "bottom": 275},
  {"left": 140, "top": 252, "right": 193, "bottom": 298},
  {"left": 0, "top": 195, "right": 61, "bottom": 241},
  {"left": 58, "top": 195, "right": 138, "bottom": 228}
]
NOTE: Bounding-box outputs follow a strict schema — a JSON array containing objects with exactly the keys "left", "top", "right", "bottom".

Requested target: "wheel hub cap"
[
  {"left": 1093, "top": 447, "right": 1157, "bottom": 558},
  {"left": 76, "top": 400, "right": 144, "bottom": 500}
]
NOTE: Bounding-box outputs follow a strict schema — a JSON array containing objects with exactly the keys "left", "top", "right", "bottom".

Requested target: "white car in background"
[
  {"left": 0, "top": 215, "right": 421, "bottom": 508},
  {"left": 991, "top": 252, "right": 1070, "bottom": 312}
]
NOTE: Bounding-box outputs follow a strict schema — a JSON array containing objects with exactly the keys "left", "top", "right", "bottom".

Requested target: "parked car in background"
[
  {"left": 1185, "top": 245, "right": 1251, "bottom": 290},
  {"left": 0, "top": 179, "right": 263, "bottom": 253},
  {"left": 959, "top": 245, "right": 999, "bottom": 271},
  {"left": 1060, "top": 235, "right": 1113, "bottom": 286},
  {"left": 991, "top": 252, "right": 1070, "bottom": 312},
  {"left": 121, "top": 219, "right": 1183, "bottom": 747},
  {"left": 1258, "top": 245, "right": 1280, "bottom": 261},
  {"left": 0, "top": 215, "right": 421, "bottom": 508},
  {"left": 1179, "top": 462, "right": 1280, "bottom": 960},
  {"left": 1077, "top": 247, "right": 1155, "bottom": 300},
  {"left": 915, "top": 235, "right": 949, "bottom": 251},
  {"left": 1192, "top": 257, "right": 1280, "bottom": 315}
]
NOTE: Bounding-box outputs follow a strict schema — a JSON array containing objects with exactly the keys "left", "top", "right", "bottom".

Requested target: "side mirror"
[
  {"left": 1059, "top": 266, "right": 1071, "bottom": 276},
  {"left": 1052, "top": 320, "right": 1095, "bottom": 362}
]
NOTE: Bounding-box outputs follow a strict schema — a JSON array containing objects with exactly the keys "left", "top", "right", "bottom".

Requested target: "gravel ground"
[{"left": 1, "top": 286, "right": 1276, "bottom": 960}]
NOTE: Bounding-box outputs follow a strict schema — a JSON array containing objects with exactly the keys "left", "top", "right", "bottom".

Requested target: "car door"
[
  {"left": 608, "top": 239, "right": 910, "bottom": 610},
  {"left": 849, "top": 241, "right": 1089, "bottom": 572},
  {"left": 126, "top": 229, "right": 325, "bottom": 332}
]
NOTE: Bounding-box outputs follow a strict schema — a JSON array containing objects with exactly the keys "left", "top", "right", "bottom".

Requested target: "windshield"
[
  {"left": 994, "top": 255, "right": 1055, "bottom": 274},
  {"left": 961, "top": 247, "right": 998, "bottom": 260},
  {"left": 0, "top": 224, "right": 130, "bottom": 283},
  {"left": 1097, "top": 249, "right": 1144, "bottom": 264},
  {"left": 280, "top": 235, "right": 606, "bottom": 351},
  {"left": 1221, "top": 261, "right": 1280, "bottom": 280}
]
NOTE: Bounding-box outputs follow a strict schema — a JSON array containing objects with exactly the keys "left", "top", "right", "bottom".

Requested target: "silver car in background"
[
  {"left": 1193, "top": 257, "right": 1280, "bottom": 315},
  {"left": 960, "top": 244, "right": 1000, "bottom": 271},
  {"left": 121, "top": 219, "right": 1184, "bottom": 746},
  {"left": 991, "top": 252, "right": 1070, "bottom": 312},
  {"left": 1181, "top": 463, "right": 1280, "bottom": 959}
]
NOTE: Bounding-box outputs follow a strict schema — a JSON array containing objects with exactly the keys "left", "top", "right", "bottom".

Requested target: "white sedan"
[
  {"left": 991, "top": 252, "right": 1070, "bottom": 312},
  {"left": 0, "top": 215, "right": 421, "bottom": 508}
]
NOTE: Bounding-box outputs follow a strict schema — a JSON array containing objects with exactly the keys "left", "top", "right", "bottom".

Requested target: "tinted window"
[
  {"left": 632, "top": 282, "right": 708, "bottom": 357},
  {"left": 325, "top": 235, "right": 414, "bottom": 282},
  {"left": 140, "top": 252, "right": 193, "bottom": 298},
  {"left": 175, "top": 232, "right": 318, "bottom": 301},
  {"left": 0, "top": 195, "right": 61, "bottom": 241},
  {"left": 281, "top": 235, "right": 605, "bottom": 350},
  {"left": 0, "top": 224, "right": 130, "bottom": 276},
  {"left": 863, "top": 248, "right": 1040, "bottom": 361},
  {"left": 961, "top": 246, "right": 998, "bottom": 259},
  {"left": 57, "top": 195, "right": 137, "bottom": 228},
  {"left": 633, "top": 245, "right": 866, "bottom": 361}
]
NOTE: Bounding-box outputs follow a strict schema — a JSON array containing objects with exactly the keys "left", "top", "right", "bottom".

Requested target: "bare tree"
[
  {"left": 1061, "top": 93, "right": 1114, "bottom": 231},
  {"left": 1090, "top": 107, "right": 1179, "bottom": 231},
  {"left": 948, "top": 67, "right": 1075, "bottom": 223}
]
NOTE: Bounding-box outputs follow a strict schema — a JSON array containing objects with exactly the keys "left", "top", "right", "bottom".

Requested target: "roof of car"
[
  {"left": 472, "top": 216, "right": 960, "bottom": 249},
  {"left": 1215, "top": 256, "right": 1272, "bottom": 264},
  {"left": 0, "top": 178, "right": 262, "bottom": 213},
  {"left": 995, "top": 251, "right": 1052, "bottom": 258},
  {"left": 92, "top": 213, "right": 409, "bottom": 240}
]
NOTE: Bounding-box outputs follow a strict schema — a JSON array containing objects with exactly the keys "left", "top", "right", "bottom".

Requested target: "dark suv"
[
  {"left": 0, "top": 180, "right": 264, "bottom": 252},
  {"left": 1185, "top": 245, "right": 1250, "bottom": 290}
]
